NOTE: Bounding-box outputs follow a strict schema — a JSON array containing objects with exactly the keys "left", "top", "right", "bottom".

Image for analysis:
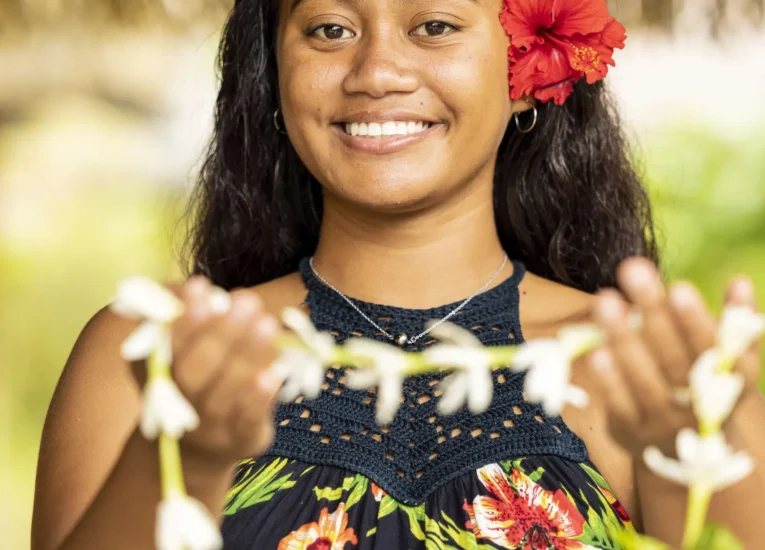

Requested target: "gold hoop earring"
[
  {"left": 273, "top": 108, "right": 287, "bottom": 135},
  {"left": 513, "top": 99, "right": 538, "bottom": 134}
]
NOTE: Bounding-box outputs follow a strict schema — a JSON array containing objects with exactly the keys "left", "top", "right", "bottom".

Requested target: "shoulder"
[
  {"left": 247, "top": 271, "right": 308, "bottom": 317},
  {"left": 517, "top": 270, "right": 596, "bottom": 340}
]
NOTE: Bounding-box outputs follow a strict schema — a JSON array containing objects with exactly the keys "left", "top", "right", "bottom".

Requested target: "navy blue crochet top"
[
  {"left": 267, "top": 257, "right": 588, "bottom": 503},
  {"left": 220, "top": 258, "right": 633, "bottom": 549}
]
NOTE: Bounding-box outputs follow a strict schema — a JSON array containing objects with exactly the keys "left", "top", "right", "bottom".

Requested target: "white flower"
[
  {"left": 344, "top": 338, "right": 411, "bottom": 425},
  {"left": 643, "top": 428, "right": 754, "bottom": 492},
  {"left": 156, "top": 495, "right": 223, "bottom": 550},
  {"left": 111, "top": 277, "right": 231, "bottom": 361},
  {"left": 422, "top": 322, "right": 494, "bottom": 416},
  {"left": 510, "top": 325, "right": 600, "bottom": 418},
  {"left": 271, "top": 348, "right": 326, "bottom": 402},
  {"left": 271, "top": 308, "right": 337, "bottom": 402},
  {"left": 690, "top": 349, "right": 745, "bottom": 431},
  {"left": 141, "top": 378, "right": 200, "bottom": 440},
  {"left": 557, "top": 324, "right": 606, "bottom": 357},
  {"left": 111, "top": 276, "right": 186, "bottom": 323},
  {"left": 717, "top": 306, "right": 765, "bottom": 362}
]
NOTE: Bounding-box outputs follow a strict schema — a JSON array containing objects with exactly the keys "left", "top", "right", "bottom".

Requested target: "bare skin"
[{"left": 32, "top": 0, "right": 765, "bottom": 548}]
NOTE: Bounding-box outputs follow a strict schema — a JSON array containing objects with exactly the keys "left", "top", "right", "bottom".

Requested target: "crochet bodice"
[{"left": 266, "top": 257, "right": 588, "bottom": 505}]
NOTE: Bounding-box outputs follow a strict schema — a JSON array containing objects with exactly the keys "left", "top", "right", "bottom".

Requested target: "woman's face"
[{"left": 277, "top": 0, "right": 515, "bottom": 211}]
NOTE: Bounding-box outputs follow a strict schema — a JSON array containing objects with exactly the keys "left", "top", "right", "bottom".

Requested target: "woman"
[{"left": 32, "top": 0, "right": 765, "bottom": 548}]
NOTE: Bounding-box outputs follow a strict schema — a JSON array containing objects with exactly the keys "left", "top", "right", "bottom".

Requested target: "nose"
[{"left": 342, "top": 28, "right": 419, "bottom": 98}]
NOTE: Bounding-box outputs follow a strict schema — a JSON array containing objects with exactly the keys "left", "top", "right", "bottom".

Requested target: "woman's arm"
[
  {"left": 32, "top": 306, "right": 236, "bottom": 550},
  {"left": 33, "top": 278, "right": 281, "bottom": 550}
]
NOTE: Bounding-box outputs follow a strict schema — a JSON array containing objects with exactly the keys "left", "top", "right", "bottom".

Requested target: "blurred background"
[{"left": 2, "top": 0, "right": 764, "bottom": 547}]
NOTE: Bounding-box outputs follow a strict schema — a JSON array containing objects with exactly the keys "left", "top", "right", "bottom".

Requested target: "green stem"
[
  {"left": 147, "top": 327, "right": 188, "bottom": 500},
  {"left": 682, "top": 484, "right": 712, "bottom": 550},
  {"left": 159, "top": 433, "right": 187, "bottom": 499}
]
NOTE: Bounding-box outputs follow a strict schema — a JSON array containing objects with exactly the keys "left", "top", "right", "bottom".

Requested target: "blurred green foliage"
[{"left": 1, "top": 125, "right": 764, "bottom": 548}]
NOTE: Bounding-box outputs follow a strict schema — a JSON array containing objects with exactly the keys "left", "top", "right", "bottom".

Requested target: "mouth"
[
  {"left": 338, "top": 120, "right": 435, "bottom": 138},
  {"left": 332, "top": 120, "right": 445, "bottom": 155}
]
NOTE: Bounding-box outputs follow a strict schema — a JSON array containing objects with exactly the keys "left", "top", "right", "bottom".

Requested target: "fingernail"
[
  {"left": 591, "top": 349, "right": 613, "bottom": 373},
  {"left": 185, "top": 277, "right": 207, "bottom": 297},
  {"left": 735, "top": 277, "right": 754, "bottom": 301},
  {"left": 670, "top": 283, "right": 700, "bottom": 311},
  {"left": 229, "top": 296, "right": 255, "bottom": 322},
  {"left": 597, "top": 296, "right": 622, "bottom": 322},
  {"left": 254, "top": 316, "right": 279, "bottom": 341},
  {"left": 629, "top": 263, "right": 664, "bottom": 301}
]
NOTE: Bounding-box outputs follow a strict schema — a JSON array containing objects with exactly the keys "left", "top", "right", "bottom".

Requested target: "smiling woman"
[{"left": 30, "top": 0, "right": 765, "bottom": 549}]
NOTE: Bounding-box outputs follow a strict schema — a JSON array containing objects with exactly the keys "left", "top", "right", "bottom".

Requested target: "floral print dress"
[{"left": 220, "top": 454, "right": 633, "bottom": 549}]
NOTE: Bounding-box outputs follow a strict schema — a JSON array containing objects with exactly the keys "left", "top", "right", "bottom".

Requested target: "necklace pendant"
[{"left": 394, "top": 333, "right": 409, "bottom": 347}]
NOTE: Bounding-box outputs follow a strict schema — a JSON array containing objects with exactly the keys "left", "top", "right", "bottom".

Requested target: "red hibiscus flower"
[
  {"left": 464, "top": 464, "right": 594, "bottom": 549},
  {"left": 499, "top": 0, "right": 627, "bottom": 105}
]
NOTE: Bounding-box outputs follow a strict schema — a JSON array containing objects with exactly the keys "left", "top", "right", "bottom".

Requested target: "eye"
[
  {"left": 308, "top": 24, "right": 355, "bottom": 41},
  {"left": 411, "top": 21, "right": 458, "bottom": 38}
]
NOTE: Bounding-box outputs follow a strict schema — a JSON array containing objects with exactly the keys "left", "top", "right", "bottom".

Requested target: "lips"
[{"left": 332, "top": 122, "right": 445, "bottom": 154}]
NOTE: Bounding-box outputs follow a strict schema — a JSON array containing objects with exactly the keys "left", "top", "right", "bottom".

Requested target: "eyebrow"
[
  {"left": 290, "top": 0, "right": 478, "bottom": 15},
  {"left": 290, "top": 0, "right": 354, "bottom": 14}
]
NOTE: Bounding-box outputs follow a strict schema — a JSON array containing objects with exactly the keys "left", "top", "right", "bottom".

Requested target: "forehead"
[{"left": 288, "top": 0, "right": 484, "bottom": 12}]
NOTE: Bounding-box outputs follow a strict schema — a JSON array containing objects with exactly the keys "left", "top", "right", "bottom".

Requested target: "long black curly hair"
[{"left": 178, "top": 0, "right": 660, "bottom": 294}]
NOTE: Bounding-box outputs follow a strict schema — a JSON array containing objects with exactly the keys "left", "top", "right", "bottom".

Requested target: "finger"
[
  {"left": 616, "top": 258, "right": 694, "bottom": 386},
  {"left": 594, "top": 289, "right": 671, "bottom": 414},
  {"left": 197, "top": 312, "right": 281, "bottom": 413},
  {"left": 667, "top": 282, "right": 717, "bottom": 357},
  {"left": 174, "top": 291, "right": 262, "bottom": 399},
  {"left": 724, "top": 276, "right": 762, "bottom": 386},
  {"left": 588, "top": 348, "right": 641, "bottom": 434},
  {"left": 172, "top": 276, "right": 215, "bottom": 354}
]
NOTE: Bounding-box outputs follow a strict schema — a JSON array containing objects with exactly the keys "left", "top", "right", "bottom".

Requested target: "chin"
[{"left": 330, "top": 176, "right": 446, "bottom": 213}]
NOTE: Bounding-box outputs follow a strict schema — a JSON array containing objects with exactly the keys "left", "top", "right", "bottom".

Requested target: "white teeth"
[{"left": 343, "top": 121, "right": 433, "bottom": 137}]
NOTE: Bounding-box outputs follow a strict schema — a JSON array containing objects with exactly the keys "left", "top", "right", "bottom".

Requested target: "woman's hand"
[
  {"left": 166, "top": 275, "right": 283, "bottom": 467},
  {"left": 587, "top": 257, "right": 762, "bottom": 457}
]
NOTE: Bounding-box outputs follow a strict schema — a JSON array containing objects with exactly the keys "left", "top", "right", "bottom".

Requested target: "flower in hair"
[{"left": 499, "top": 0, "right": 627, "bottom": 106}]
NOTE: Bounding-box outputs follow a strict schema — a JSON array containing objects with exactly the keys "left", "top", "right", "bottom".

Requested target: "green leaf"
[
  {"left": 693, "top": 523, "right": 744, "bottom": 550},
  {"left": 345, "top": 474, "right": 369, "bottom": 510},
  {"left": 581, "top": 462, "right": 611, "bottom": 490},
  {"left": 313, "top": 485, "right": 344, "bottom": 501},
  {"left": 606, "top": 524, "right": 671, "bottom": 550},
  {"left": 438, "top": 511, "right": 479, "bottom": 549},
  {"left": 377, "top": 495, "right": 399, "bottom": 520},
  {"left": 401, "top": 504, "right": 427, "bottom": 541},
  {"left": 366, "top": 526, "right": 377, "bottom": 537},
  {"left": 527, "top": 467, "right": 545, "bottom": 482},
  {"left": 224, "top": 458, "right": 299, "bottom": 515}
]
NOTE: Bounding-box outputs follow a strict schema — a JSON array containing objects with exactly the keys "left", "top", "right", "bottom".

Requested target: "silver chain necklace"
[{"left": 308, "top": 254, "right": 509, "bottom": 348}]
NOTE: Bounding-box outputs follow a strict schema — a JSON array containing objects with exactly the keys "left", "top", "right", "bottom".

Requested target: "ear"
[{"left": 510, "top": 96, "right": 536, "bottom": 115}]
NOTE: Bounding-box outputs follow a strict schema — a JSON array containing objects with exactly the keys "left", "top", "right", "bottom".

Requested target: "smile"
[
  {"left": 333, "top": 122, "right": 444, "bottom": 154},
  {"left": 343, "top": 121, "right": 432, "bottom": 137}
]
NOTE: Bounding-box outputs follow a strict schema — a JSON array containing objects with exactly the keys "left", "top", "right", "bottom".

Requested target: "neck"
[{"left": 312, "top": 183, "right": 513, "bottom": 310}]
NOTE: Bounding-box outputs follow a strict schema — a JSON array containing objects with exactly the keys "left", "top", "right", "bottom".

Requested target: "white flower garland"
[{"left": 110, "top": 277, "right": 764, "bottom": 550}]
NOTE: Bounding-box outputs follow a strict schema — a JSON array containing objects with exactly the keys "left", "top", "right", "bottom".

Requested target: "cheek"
[
  {"left": 280, "top": 54, "right": 345, "bottom": 128},
  {"left": 427, "top": 42, "right": 511, "bottom": 136}
]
